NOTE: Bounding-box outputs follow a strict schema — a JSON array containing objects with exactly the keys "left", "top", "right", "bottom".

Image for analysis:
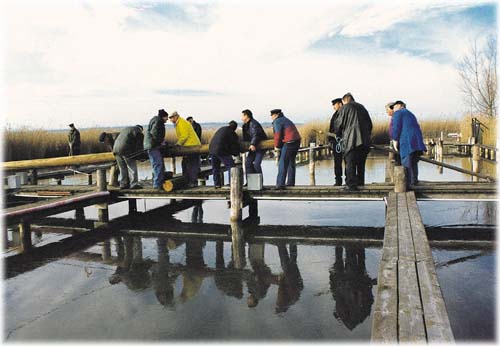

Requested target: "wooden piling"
[
  {"left": 19, "top": 221, "right": 32, "bottom": 252},
  {"left": 102, "top": 239, "right": 111, "bottom": 261},
  {"left": 230, "top": 165, "right": 243, "bottom": 222},
  {"left": 109, "top": 165, "right": 118, "bottom": 186},
  {"left": 472, "top": 144, "right": 480, "bottom": 182},
  {"left": 394, "top": 166, "right": 406, "bottom": 192},
  {"left": 309, "top": 146, "right": 316, "bottom": 186},
  {"left": 230, "top": 221, "right": 245, "bottom": 269},
  {"left": 385, "top": 151, "right": 395, "bottom": 183},
  {"left": 96, "top": 169, "right": 107, "bottom": 191}
]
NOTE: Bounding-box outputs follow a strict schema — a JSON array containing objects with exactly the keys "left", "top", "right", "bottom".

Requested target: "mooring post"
[
  {"left": 102, "top": 239, "right": 111, "bottom": 262},
  {"left": 230, "top": 165, "right": 243, "bottom": 222},
  {"left": 385, "top": 151, "right": 395, "bottom": 183},
  {"left": 109, "top": 165, "right": 118, "bottom": 186},
  {"left": 97, "top": 169, "right": 107, "bottom": 191},
  {"left": 171, "top": 156, "right": 177, "bottom": 174},
  {"left": 230, "top": 221, "right": 245, "bottom": 269},
  {"left": 128, "top": 199, "right": 137, "bottom": 214},
  {"left": 19, "top": 220, "right": 32, "bottom": 252},
  {"left": 309, "top": 145, "right": 316, "bottom": 186},
  {"left": 29, "top": 169, "right": 38, "bottom": 185},
  {"left": 96, "top": 168, "right": 109, "bottom": 225},
  {"left": 394, "top": 166, "right": 407, "bottom": 192},
  {"left": 472, "top": 144, "right": 480, "bottom": 181}
]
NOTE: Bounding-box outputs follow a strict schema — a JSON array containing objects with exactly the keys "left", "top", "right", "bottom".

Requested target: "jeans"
[
  {"left": 401, "top": 152, "right": 420, "bottom": 187},
  {"left": 344, "top": 146, "right": 370, "bottom": 187},
  {"left": 211, "top": 154, "right": 234, "bottom": 187},
  {"left": 181, "top": 154, "right": 201, "bottom": 184},
  {"left": 148, "top": 149, "right": 165, "bottom": 188},
  {"left": 277, "top": 141, "right": 300, "bottom": 187},
  {"left": 245, "top": 150, "right": 265, "bottom": 174},
  {"left": 115, "top": 154, "right": 139, "bottom": 188}
]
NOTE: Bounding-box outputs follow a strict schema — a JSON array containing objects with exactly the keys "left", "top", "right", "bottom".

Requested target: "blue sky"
[{"left": 2, "top": 1, "right": 497, "bottom": 129}]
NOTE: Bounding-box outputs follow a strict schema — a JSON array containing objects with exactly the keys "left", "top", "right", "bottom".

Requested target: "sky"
[{"left": 1, "top": 0, "right": 497, "bottom": 129}]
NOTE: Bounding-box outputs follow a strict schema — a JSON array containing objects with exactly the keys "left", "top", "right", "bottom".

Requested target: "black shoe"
[
  {"left": 272, "top": 186, "right": 285, "bottom": 190},
  {"left": 130, "top": 185, "right": 142, "bottom": 190},
  {"left": 214, "top": 185, "right": 222, "bottom": 189},
  {"left": 120, "top": 185, "right": 130, "bottom": 189},
  {"left": 343, "top": 185, "right": 358, "bottom": 191},
  {"left": 334, "top": 182, "right": 342, "bottom": 186}
]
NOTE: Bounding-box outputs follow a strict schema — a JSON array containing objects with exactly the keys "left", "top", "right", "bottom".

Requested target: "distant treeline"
[{"left": 3, "top": 116, "right": 495, "bottom": 161}]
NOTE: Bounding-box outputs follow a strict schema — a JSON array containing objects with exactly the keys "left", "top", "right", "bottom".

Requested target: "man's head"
[
  {"left": 98, "top": 132, "right": 107, "bottom": 143},
  {"left": 270, "top": 108, "right": 282, "bottom": 121},
  {"left": 168, "top": 111, "right": 180, "bottom": 124},
  {"left": 331, "top": 98, "right": 343, "bottom": 112},
  {"left": 241, "top": 109, "right": 253, "bottom": 123},
  {"left": 391, "top": 100, "right": 406, "bottom": 112},
  {"left": 135, "top": 125, "right": 143, "bottom": 132},
  {"left": 228, "top": 120, "right": 238, "bottom": 131},
  {"left": 158, "top": 109, "right": 169, "bottom": 122},
  {"left": 68, "top": 123, "right": 75, "bottom": 128},
  {"left": 342, "top": 93, "right": 355, "bottom": 105},
  {"left": 385, "top": 102, "right": 395, "bottom": 117},
  {"left": 186, "top": 116, "right": 194, "bottom": 124}
]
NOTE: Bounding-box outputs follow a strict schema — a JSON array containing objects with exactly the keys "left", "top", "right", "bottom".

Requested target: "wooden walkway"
[{"left": 371, "top": 191, "right": 454, "bottom": 343}]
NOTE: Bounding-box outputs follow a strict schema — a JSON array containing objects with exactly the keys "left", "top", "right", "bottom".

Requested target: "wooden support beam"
[
  {"left": 230, "top": 165, "right": 243, "bottom": 222},
  {"left": 96, "top": 169, "right": 107, "bottom": 192},
  {"left": 309, "top": 146, "right": 316, "bottom": 186},
  {"left": 394, "top": 166, "right": 406, "bottom": 192}
]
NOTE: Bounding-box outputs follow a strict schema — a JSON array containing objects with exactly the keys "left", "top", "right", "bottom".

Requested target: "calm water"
[{"left": 4, "top": 154, "right": 496, "bottom": 341}]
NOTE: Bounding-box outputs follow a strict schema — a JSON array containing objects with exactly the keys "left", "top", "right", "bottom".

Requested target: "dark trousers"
[
  {"left": 344, "top": 146, "right": 370, "bottom": 188},
  {"left": 211, "top": 154, "right": 234, "bottom": 187},
  {"left": 182, "top": 154, "right": 200, "bottom": 184},
  {"left": 245, "top": 150, "right": 265, "bottom": 174},
  {"left": 333, "top": 151, "right": 343, "bottom": 184},
  {"left": 277, "top": 141, "right": 300, "bottom": 187},
  {"left": 401, "top": 152, "right": 420, "bottom": 187}
]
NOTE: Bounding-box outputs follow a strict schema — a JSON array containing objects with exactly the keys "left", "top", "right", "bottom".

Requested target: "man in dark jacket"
[
  {"left": 113, "top": 125, "right": 144, "bottom": 189},
  {"left": 144, "top": 109, "right": 169, "bottom": 189},
  {"left": 99, "top": 131, "right": 120, "bottom": 186},
  {"left": 328, "top": 98, "right": 344, "bottom": 186},
  {"left": 334, "top": 93, "right": 372, "bottom": 190},
  {"left": 271, "top": 109, "right": 301, "bottom": 189},
  {"left": 208, "top": 121, "right": 240, "bottom": 188},
  {"left": 241, "top": 109, "right": 267, "bottom": 177},
  {"left": 68, "top": 123, "right": 81, "bottom": 156},
  {"left": 390, "top": 100, "right": 426, "bottom": 188},
  {"left": 186, "top": 116, "right": 202, "bottom": 141}
]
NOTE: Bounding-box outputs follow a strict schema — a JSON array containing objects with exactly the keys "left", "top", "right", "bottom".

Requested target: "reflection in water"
[
  {"left": 247, "top": 244, "right": 275, "bottom": 308},
  {"left": 152, "top": 238, "right": 178, "bottom": 307},
  {"left": 330, "top": 245, "right": 374, "bottom": 330},
  {"left": 181, "top": 240, "right": 206, "bottom": 302},
  {"left": 276, "top": 243, "right": 304, "bottom": 313},
  {"left": 214, "top": 240, "right": 244, "bottom": 299},
  {"left": 191, "top": 201, "right": 204, "bottom": 224}
]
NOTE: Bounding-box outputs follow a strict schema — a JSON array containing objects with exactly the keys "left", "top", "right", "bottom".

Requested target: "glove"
[{"left": 392, "top": 140, "right": 399, "bottom": 152}]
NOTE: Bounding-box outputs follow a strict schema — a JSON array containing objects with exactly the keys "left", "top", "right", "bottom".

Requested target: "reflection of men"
[
  {"left": 247, "top": 244, "right": 275, "bottom": 308},
  {"left": 214, "top": 240, "right": 244, "bottom": 299},
  {"left": 328, "top": 98, "right": 344, "bottom": 186},
  {"left": 390, "top": 100, "right": 427, "bottom": 188},
  {"left": 180, "top": 239, "right": 206, "bottom": 302},
  {"left": 334, "top": 93, "right": 372, "bottom": 190},
  {"left": 68, "top": 123, "right": 81, "bottom": 156},
  {"left": 152, "top": 238, "right": 178, "bottom": 307},
  {"left": 191, "top": 200, "right": 204, "bottom": 223},
  {"left": 275, "top": 243, "right": 303, "bottom": 313},
  {"left": 329, "top": 245, "right": 374, "bottom": 330}
]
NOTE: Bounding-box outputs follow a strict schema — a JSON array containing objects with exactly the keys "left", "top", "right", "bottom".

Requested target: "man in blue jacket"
[
  {"left": 390, "top": 100, "right": 427, "bottom": 188},
  {"left": 242, "top": 109, "right": 268, "bottom": 177},
  {"left": 144, "top": 109, "right": 169, "bottom": 190},
  {"left": 209, "top": 121, "right": 241, "bottom": 188}
]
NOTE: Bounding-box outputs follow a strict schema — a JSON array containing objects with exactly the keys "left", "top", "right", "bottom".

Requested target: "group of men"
[
  {"left": 69, "top": 92, "right": 425, "bottom": 191},
  {"left": 328, "top": 93, "right": 425, "bottom": 190}
]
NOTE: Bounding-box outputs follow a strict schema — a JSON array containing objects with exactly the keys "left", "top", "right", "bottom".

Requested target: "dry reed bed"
[{"left": 3, "top": 117, "right": 491, "bottom": 161}]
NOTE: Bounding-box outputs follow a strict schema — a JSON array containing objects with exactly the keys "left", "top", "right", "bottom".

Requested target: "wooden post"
[
  {"left": 19, "top": 221, "right": 32, "bottom": 252},
  {"left": 230, "top": 221, "right": 245, "bottom": 270},
  {"left": 109, "top": 165, "right": 118, "bottom": 186},
  {"left": 472, "top": 144, "right": 480, "bottom": 182},
  {"left": 96, "top": 169, "right": 107, "bottom": 191},
  {"left": 30, "top": 169, "right": 38, "bottom": 185},
  {"left": 230, "top": 165, "right": 243, "bottom": 222},
  {"left": 385, "top": 151, "right": 395, "bottom": 183},
  {"left": 394, "top": 166, "right": 407, "bottom": 192},
  {"left": 102, "top": 239, "right": 111, "bottom": 262},
  {"left": 171, "top": 157, "right": 177, "bottom": 174},
  {"left": 309, "top": 145, "right": 316, "bottom": 186},
  {"left": 128, "top": 199, "right": 137, "bottom": 214}
]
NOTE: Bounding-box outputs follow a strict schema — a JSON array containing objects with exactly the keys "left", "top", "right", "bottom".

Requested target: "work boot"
[{"left": 334, "top": 178, "right": 342, "bottom": 186}]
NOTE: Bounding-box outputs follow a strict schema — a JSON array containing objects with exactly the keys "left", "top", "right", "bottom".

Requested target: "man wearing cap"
[
  {"left": 271, "top": 109, "right": 301, "bottom": 189},
  {"left": 334, "top": 93, "right": 372, "bottom": 190},
  {"left": 385, "top": 101, "right": 401, "bottom": 165},
  {"left": 328, "top": 98, "right": 344, "bottom": 186},
  {"left": 99, "top": 131, "right": 120, "bottom": 186},
  {"left": 242, "top": 109, "right": 268, "bottom": 177},
  {"left": 113, "top": 125, "right": 144, "bottom": 189},
  {"left": 144, "top": 109, "right": 169, "bottom": 190},
  {"left": 169, "top": 111, "right": 202, "bottom": 187},
  {"left": 186, "top": 116, "right": 202, "bottom": 141},
  {"left": 390, "top": 101, "right": 426, "bottom": 188},
  {"left": 68, "top": 123, "right": 81, "bottom": 156},
  {"left": 208, "top": 121, "right": 241, "bottom": 188}
]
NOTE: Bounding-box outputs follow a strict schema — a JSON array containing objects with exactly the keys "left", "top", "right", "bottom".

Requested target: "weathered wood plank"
[
  {"left": 371, "top": 259, "right": 398, "bottom": 342},
  {"left": 397, "top": 193, "right": 415, "bottom": 261},
  {"left": 381, "top": 192, "right": 398, "bottom": 262},
  {"left": 406, "top": 192, "right": 433, "bottom": 262},
  {"left": 416, "top": 260, "right": 455, "bottom": 343},
  {"left": 398, "top": 259, "right": 426, "bottom": 342}
]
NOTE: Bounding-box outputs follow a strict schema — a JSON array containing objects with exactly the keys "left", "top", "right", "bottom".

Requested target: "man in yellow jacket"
[{"left": 169, "top": 111, "right": 202, "bottom": 187}]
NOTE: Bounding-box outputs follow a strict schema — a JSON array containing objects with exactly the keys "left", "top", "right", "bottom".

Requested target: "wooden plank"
[
  {"left": 398, "top": 259, "right": 426, "bottom": 342},
  {"left": 416, "top": 260, "right": 455, "bottom": 343},
  {"left": 371, "top": 259, "right": 398, "bottom": 342},
  {"left": 381, "top": 192, "right": 398, "bottom": 262},
  {"left": 397, "top": 193, "right": 415, "bottom": 261},
  {"left": 406, "top": 192, "right": 433, "bottom": 262}
]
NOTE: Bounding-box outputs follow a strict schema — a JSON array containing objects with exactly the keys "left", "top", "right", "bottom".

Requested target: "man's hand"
[
  {"left": 249, "top": 145, "right": 256, "bottom": 152},
  {"left": 392, "top": 140, "right": 399, "bottom": 152}
]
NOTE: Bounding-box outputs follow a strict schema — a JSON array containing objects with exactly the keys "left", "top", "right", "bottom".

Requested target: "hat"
[
  {"left": 391, "top": 100, "right": 406, "bottom": 109},
  {"left": 158, "top": 109, "right": 168, "bottom": 118},
  {"left": 186, "top": 116, "right": 193, "bottom": 121},
  {"left": 228, "top": 120, "right": 238, "bottom": 130},
  {"left": 98, "top": 132, "right": 107, "bottom": 142},
  {"left": 169, "top": 111, "right": 179, "bottom": 118},
  {"left": 68, "top": 123, "right": 74, "bottom": 127},
  {"left": 386, "top": 101, "right": 395, "bottom": 109},
  {"left": 331, "top": 98, "right": 342, "bottom": 105},
  {"left": 135, "top": 125, "right": 143, "bottom": 131},
  {"left": 270, "top": 109, "right": 282, "bottom": 115}
]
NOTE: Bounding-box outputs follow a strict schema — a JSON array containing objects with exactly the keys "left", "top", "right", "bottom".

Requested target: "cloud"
[{"left": 2, "top": 1, "right": 497, "bottom": 128}]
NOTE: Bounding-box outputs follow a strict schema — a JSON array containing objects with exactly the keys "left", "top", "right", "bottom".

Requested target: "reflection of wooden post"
[
  {"left": 230, "top": 221, "right": 245, "bottom": 270},
  {"left": 394, "top": 166, "right": 406, "bottom": 192},
  {"left": 385, "top": 151, "right": 395, "bottom": 183},
  {"left": 102, "top": 239, "right": 111, "bottom": 261},
  {"left": 472, "top": 144, "right": 480, "bottom": 182},
  {"left": 309, "top": 146, "right": 315, "bottom": 186},
  {"left": 230, "top": 166, "right": 243, "bottom": 222},
  {"left": 19, "top": 221, "right": 32, "bottom": 252}
]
